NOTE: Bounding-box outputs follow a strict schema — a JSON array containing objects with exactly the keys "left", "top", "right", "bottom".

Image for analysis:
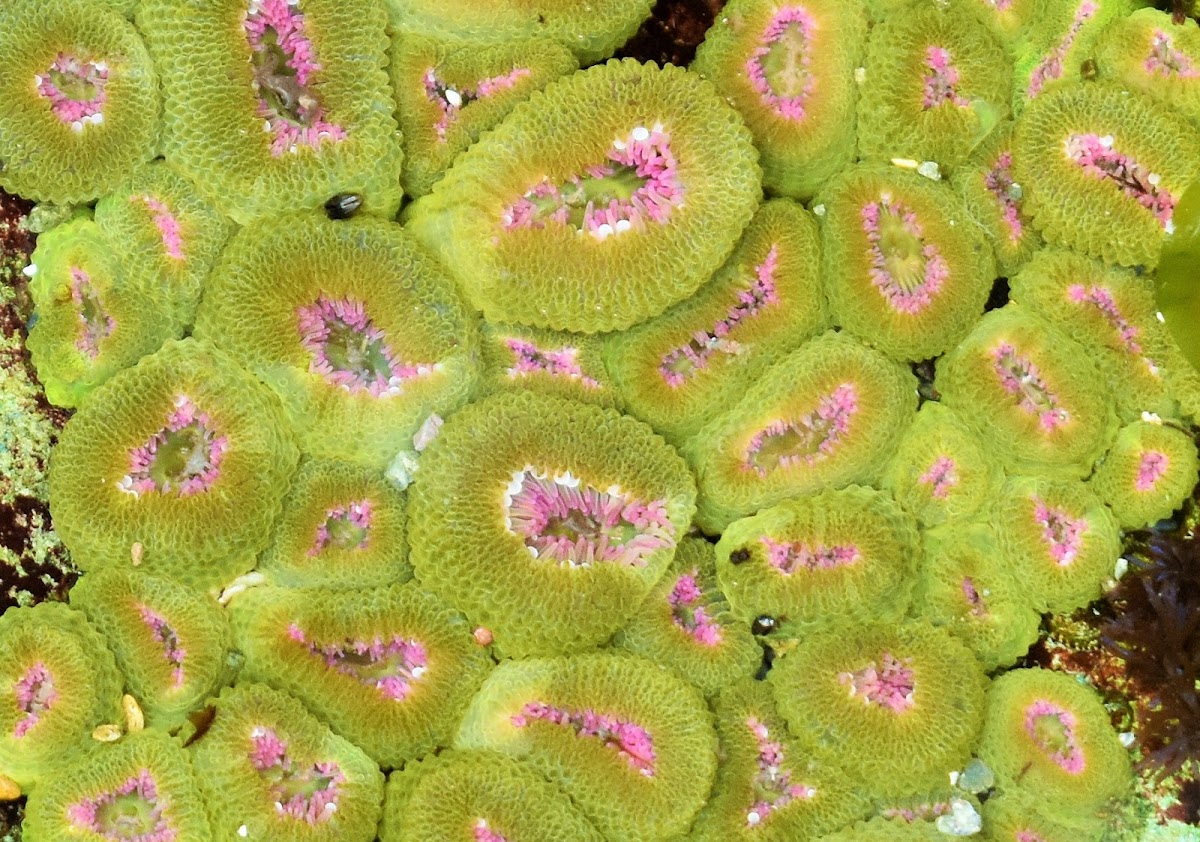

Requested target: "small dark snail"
[{"left": 324, "top": 193, "right": 363, "bottom": 220}]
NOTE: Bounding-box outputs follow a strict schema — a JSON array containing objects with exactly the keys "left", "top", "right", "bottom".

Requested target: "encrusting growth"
[
  {"left": 0, "top": 0, "right": 159, "bottom": 203},
  {"left": 605, "top": 199, "right": 827, "bottom": 444},
  {"left": 189, "top": 683, "right": 385, "bottom": 842},
  {"left": 684, "top": 330, "right": 918, "bottom": 533},
  {"left": 136, "top": 0, "right": 404, "bottom": 224},
  {"left": 454, "top": 651, "right": 717, "bottom": 842},
  {"left": 405, "top": 58, "right": 761, "bottom": 333},
  {"left": 691, "top": 0, "right": 868, "bottom": 200},
  {"left": 407, "top": 391, "right": 696, "bottom": 657},
  {"left": 193, "top": 213, "right": 479, "bottom": 471},
  {"left": 47, "top": 339, "right": 300, "bottom": 590},
  {"left": 379, "top": 750, "right": 604, "bottom": 842}
]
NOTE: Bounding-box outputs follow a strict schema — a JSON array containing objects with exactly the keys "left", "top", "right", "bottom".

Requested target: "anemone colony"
[{"left": 2, "top": 0, "right": 1200, "bottom": 839}]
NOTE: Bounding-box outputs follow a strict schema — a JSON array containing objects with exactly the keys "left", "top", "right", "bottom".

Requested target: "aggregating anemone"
[{"left": 4, "top": 0, "right": 1200, "bottom": 838}]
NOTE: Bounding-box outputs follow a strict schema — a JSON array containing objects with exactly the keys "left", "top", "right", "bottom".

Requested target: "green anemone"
[
  {"left": 69, "top": 568, "right": 233, "bottom": 730},
  {"left": 935, "top": 305, "right": 1118, "bottom": 480},
  {"left": 994, "top": 476, "right": 1122, "bottom": 614},
  {"left": 24, "top": 730, "right": 212, "bottom": 841},
  {"left": 189, "top": 683, "right": 385, "bottom": 842},
  {"left": 0, "top": 0, "right": 158, "bottom": 204},
  {"left": 857, "top": 0, "right": 1012, "bottom": 171},
  {"left": 1095, "top": 8, "right": 1200, "bottom": 129},
  {"left": 1089, "top": 420, "right": 1200, "bottom": 529},
  {"left": 25, "top": 216, "right": 178, "bottom": 409},
  {"left": 193, "top": 213, "right": 479, "bottom": 472},
  {"left": 380, "top": 750, "right": 604, "bottom": 842},
  {"left": 684, "top": 330, "right": 918, "bottom": 534},
  {"left": 454, "top": 651, "right": 718, "bottom": 842},
  {"left": 405, "top": 58, "right": 762, "bottom": 333},
  {"left": 258, "top": 459, "right": 412, "bottom": 590},
  {"left": 767, "top": 620, "right": 987, "bottom": 800},
  {"left": 391, "top": 34, "right": 577, "bottom": 199},
  {"left": 230, "top": 583, "right": 492, "bottom": 769},
  {"left": 689, "top": 679, "right": 870, "bottom": 842},
  {"left": 137, "top": 0, "right": 403, "bottom": 224},
  {"left": 881, "top": 401, "right": 1004, "bottom": 529},
  {"left": 48, "top": 339, "right": 299, "bottom": 590},
  {"left": 613, "top": 536, "right": 762, "bottom": 698},
  {"left": 714, "top": 486, "right": 921, "bottom": 631},
  {"left": 407, "top": 391, "right": 696, "bottom": 658},
  {"left": 0, "top": 602, "right": 123, "bottom": 789},
  {"left": 977, "top": 668, "right": 1133, "bottom": 826},
  {"left": 605, "top": 198, "right": 828, "bottom": 445},
  {"left": 691, "top": 0, "right": 868, "bottom": 200}
]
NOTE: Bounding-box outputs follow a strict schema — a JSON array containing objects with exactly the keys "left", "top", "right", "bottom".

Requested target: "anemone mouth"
[
  {"left": 511, "top": 701, "right": 657, "bottom": 777},
  {"left": 745, "top": 7, "right": 816, "bottom": 121},
  {"left": 1024, "top": 700, "right": 1086, "bottom": 774},
  {"left": 837, "top": 652, "right": 916, "bottom": 713},
  {"left": 117, "top": 395, "right": 229, "bottom": 497},
  {"left": 66, "top": 769, "right": 173, "bottom": 842},
  {"left": 1146, "top": 29, "right": 1199, "bottom": 78},
  {"left": 667, "top": 569, "right": 723, "bottom": 647},
  {"left": 296, "top": 295, "right": 436, "bottom": 397},
  {"left": 984, "top": 151, "right": 1025, "bottom": 245},
  {"left": 244, "top": 0, "right": 346, "bottom": 156},
  {"left": 658, "top": 246, "right": 780, "bottom": 388},
  {"left": 1134, "top": 450, "right": 1169, "bottom": 492},
  {"left": 423, "top": 66, "right": 533, "bottom": 142},
  {"left": 1065, "top": 284, "right": 1165, "bottom": 382},
  {"left": 286, "top": 624, "right": 428, "bottom": 702},
  {"left": 248, "top": 725, "right": 344, "bottom": 824},
  {"left": 502, "top": 339, "right": 600, "bottom": 389},
  {"left": 759, "top": 536, "right": 861, "bottom": 574},
  {"left": 70, "top": 267, "right": 116, "bottom": 361},
  {"left": 960, "top": 576, "right": 990, "bottom": 618},
  {"left": 743, "top": 717, "right": 816, "bottom": 828},
  {"left": 861, "top": 194, "right": 949, "bottom": 315},
  {"left": 135, "top": 195, "right": 185, "bottom": 261},
  {"left": 501, "top": 123, "right": 683, "bottom": 240},
  {"left": 919, "top": 455, "right": 959, "bottom": 500},
  {"left": 36, "top": 53, "right": 109, "bottom": 130},
  {"left": 922, "top": 46, "right": 970, "bottom": 110},
  {"left": 309, "top": 499, "right": 372, "bottom": 557},
  {"left": 1026, "top": 0, "right": 1098, "bottom": 99},
  {"left": 473, "top": 818, "right": 508, "bottom": 842},
  {"left": 13, "top": 662, "right": 57, "bottom": 739},
  {"left": 502, "top": 466, "right": 676, "bottom": 569},
  {"left": 742, "top": 383, "right": 859, "bottom": 476},
  {"left": 1031, "top": 495, "right": 1087, "bottom": 567},
  {"left": 1063, "top": 133, "right": 1177, "bottom": 230},
  {"left": 990, "top": 342, "right": 1071, "bottom": 432},
  {"left": 137, "top": 606, "right": 186, "bottom": 689}
]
